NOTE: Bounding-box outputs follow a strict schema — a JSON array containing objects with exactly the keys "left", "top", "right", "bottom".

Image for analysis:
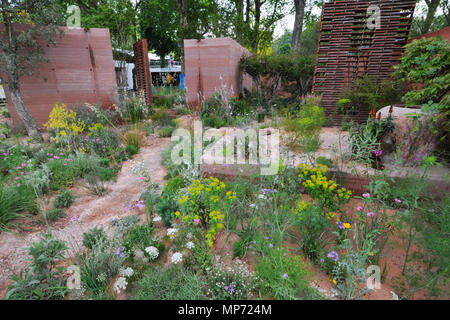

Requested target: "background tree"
[
  {"left": 139, "top": 0, "right": 179, "bottom": 67},
  {"left": 410, "top": 0, "right": 449, "bottom": 37},
  {"left": 0, "top": 0, "right": 65, "bottom": 139}
]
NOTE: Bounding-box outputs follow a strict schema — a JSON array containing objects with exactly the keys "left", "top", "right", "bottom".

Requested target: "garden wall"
[
  {"left": 184, "top": 37, "right": 252, "bottom": 109},
  {"left": 2, "top": 24, "right": 118, "bottom": 127}
]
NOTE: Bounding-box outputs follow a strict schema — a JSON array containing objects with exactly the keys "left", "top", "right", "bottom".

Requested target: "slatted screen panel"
[
  {"left": 133, "top": 39, "right": 153, "bottom": 104},
  {"left": 312, "top": 0, "right": 416, "bottom": 125}
]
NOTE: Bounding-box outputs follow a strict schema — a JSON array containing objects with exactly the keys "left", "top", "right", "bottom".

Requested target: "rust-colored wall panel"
[
  {"left": 312, "top": 0, "right": 416, "bottom": 125},
  {"left": 1, "top": 25, "right": 118, "bottom": 128},
  {"left": 185, "top": 38, "right": 252, "bottom": 108},
  {"left": 133, "top": 39, "right": 153, "bottom": 104}
]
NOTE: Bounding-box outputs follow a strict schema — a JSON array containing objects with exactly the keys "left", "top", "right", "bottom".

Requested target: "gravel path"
[{"left": 0, "top": 135, "right": 171, "bottom": 298}]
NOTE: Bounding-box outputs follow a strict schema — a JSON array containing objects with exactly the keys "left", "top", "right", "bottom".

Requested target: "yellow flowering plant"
[
  {"left": 43, "top": 104, "right": 85, "bottom": 150},
  {"left": 297, "top": 163, "right": 352, "bottom": 212},
  {"left": 177, "top": 177, "right": 236, "bottom": 247}
]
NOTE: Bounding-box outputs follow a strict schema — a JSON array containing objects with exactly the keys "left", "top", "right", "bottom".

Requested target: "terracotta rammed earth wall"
[
  {"left": 2, "top": 24, "right": 117, "bottom": 127},
  {"left": 184, "top": 37, "right": 252, "bottom": 109}
]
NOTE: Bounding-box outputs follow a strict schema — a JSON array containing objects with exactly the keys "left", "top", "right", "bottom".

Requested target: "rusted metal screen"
[
  {"left": 1, "top": 24, "right": 118, "bottom": 127},
  {"left": 312, "top": 0, "right": 416, "bottom": 125},
  {"left": 133, "top": 39, "right": 153, "bottom": 104}
]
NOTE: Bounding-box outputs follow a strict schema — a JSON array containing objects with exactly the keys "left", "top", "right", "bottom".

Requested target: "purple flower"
[
  {"left": 395, "top": 198, "right": 402, "bottom": 203},
  {"left": 70, "top": 216, "right": 79, "bottom": 223},
  {"left": 336, "top": 221, "right": 345, "bottom": 230},
  {"left": 265, "top": 236, "right": 269, "bottom": 240},
  {"left": 320, "top": 258, "right": 325, "bottom": 263},
  {"left": 374, "top": 149, "right": 383, "bottom": 157},
  {"left": 116, "top": 247, "right": 125, "bottom": 258},
  {"left": 269, "top": 243, "right": 274, "bottom": 248},
  {"left": 283, "top": 273, "right": 288, "bottom": 279},
  {"left": 327, "top": 251, "right": 339, "bottom": 262}
]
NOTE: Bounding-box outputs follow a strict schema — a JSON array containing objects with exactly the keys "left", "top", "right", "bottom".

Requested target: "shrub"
[
  {"left": 157, "top": 126, "right": 176, "bottom": 137},
  {"left": 206, "top": 256, "right": 256, "bottom": 300},
  {"left": 126, "top": 144, "right": 139, "bottom": 157},
  {"left": 54, "top": 190, "right": 75, "bottom": 208},
  {"left": 125, "top": 91, "right": 148, "bottom": 123},
  {"left": 5, "top": 232, "right": 68, "bottom": 300},
  {"left": 133, "top": 266, "right": 206, "bottom": 300},
  {"left": 292, "top": 200, "right": 331, "bottom": 260},
  {"left": 155, "top": 196, "right": 178, "bottom": 227},
  {"left": 339, "top": 75, "right": 406, "bottom": 114},
  {"left": 44, "top": 208, "right": 65, "bottom": 221},
  {"left": 162, "top": 176, "right": 185, "bottom": 197},
  {"left": 110, "top": 215, "right": 140, "bottom": 237},
  {"left": 0, "top": 185, "right": 33, "bottom": 231},
  {"left": 123, "top": 129, "right": 141, "bottom": 151},
  {"left": 256, "top": 248, "right": 315, "bottom": 299},
  {"left": 83, "top": 227, "right": 108, "bottom": 250},
  {"left": 97, "top": 167, "right": 116, "bottom": 181},
  {"left": 78, "top": 237, "right": 126, "bottom": 297}
]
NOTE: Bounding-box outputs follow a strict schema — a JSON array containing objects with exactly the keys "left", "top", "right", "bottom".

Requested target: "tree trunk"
[
  {"left": 7, "top": 84, "right": 41, "bottom": 138},
  {"left": 234, "top": 0, "right": 244, "bottom": 44},
  {"left": 292, "top": 0, "right": 306, "bottom": 52},
  {"left": 175, "top": 0, "right": 188, "bottom": 75},
  {"left": 422, "top": 0, "right": 440, "bottom": 34},
  {"left": 2, "top": 0, "right": 41, "bottom": 139},
  {"left": 252, "top": 0, "right": 262, "bottom": 53}
]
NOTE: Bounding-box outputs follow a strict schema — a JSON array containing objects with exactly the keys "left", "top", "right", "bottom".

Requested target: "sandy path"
[{"left": 0, "top": 135, "right": 171, "bottom": 298}]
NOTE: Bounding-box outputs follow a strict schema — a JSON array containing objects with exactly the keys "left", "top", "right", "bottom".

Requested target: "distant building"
[{"left": 114, "top": 51, "right": 181, "bottom": 91}]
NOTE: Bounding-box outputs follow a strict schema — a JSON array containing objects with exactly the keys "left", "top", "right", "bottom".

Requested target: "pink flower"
[
  {"left": 367, "top": 211, "right": 375, "bottom": 217},
  {"left": 54, "top": 156, "right": 59, "bottom": 159},
  {"left": 64, "top": 163, "right": 67, "bottom": 166},
  {"left": 193, "top": 219, "right": 200, "bottom": 225},
  {"left": 357, "top": 206, "right": 363, "bottom": 211},
  {"left": 395, "top": 198, "right": 402, "bottom": 203},
  {"left": 139, "top": 176, "right": 145, "bottom": 180},
  {"left": 362, "top": 193, "right": 370, "bottom": 198},
  {"left": 17, "top": 183, "right": 21, "bottom": 187}
]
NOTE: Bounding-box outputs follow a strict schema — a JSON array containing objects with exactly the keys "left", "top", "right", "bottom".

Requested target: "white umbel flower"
[
  {"left": 171, "top": 252, "right": 183, "bottom": 264},
  {"left": 153, "top": 215, "right": 162, "bottom": 222},
  {"left": 119, "top": 267, "right": 134, "bottom": 278},
  {"left": 145, "top": 246, "right": 159, "bottom": 260},
  {"left": 113, "top": 277, "right": 127, "bottom": 294},
  {"left": 186, "top": 241, "right": 195, "bottom": 249},
  {"left": 167, "top": 228, "right": 178, "bottom": 239}
]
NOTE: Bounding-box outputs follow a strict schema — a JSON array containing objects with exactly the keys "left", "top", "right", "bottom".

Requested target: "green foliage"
[
  {"left": 156, "top": 196, "right": 178, "bottom": 227},
  {"left": 157, "top": 126, "right": 176, "bottom": 137},
  {"left": 162, "top": 175, "right": 185, "bottom": 197},
  {"left": 292, "top": 201, "right": 331, "bottom": 260},
  {"left": 256, "top": 248, "right": 314, "bottom": 300},
  {"left": 125, "top": 92, "right": 149, "bottom": 123},
  {"left": 5, "top": 232, "right": 68, "bottom": 300},
  {"left": 339, "top": 75, "right": 406, "bottom": 114},
  {"left": 78, "top": 237, "right": 126, "bottom": 297},
  {"left": 393, "top": 36, "right": 450, "bottom": 113},
  {"left": 54, "top": 189, "right": 74, "bottom": 208},
  {"left": 126, "top": 144, "right": 139, "bottom": 157},
  {"left": 133, "top": 266, "right": 206, "bottom": 300},
  {"left": 44, "top": 208, "right": 65, "bottom": 221},
  {"left": 83, "top": 227, "right": 108, "bottom": 250},
  {"left": 0, "top": 184, "right": 34, "bottom": 231},
  {"left": 110, "top": 215, "right": 141, "bottom": 237},
  {"left": 240, "top": 52, "right": 315, "bottom": 104}
]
